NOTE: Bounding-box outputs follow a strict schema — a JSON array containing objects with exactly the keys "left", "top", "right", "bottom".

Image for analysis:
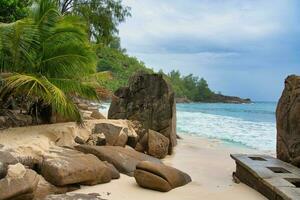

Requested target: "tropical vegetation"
[
  {"left": 0, "top": 0, "right": 98, "bottom": 122},
  {"left": 164, "top": 70, "right": 214, "bottom": 101},
  {"left": 0, "top": 0, "right": 223, "bottom": 125}
]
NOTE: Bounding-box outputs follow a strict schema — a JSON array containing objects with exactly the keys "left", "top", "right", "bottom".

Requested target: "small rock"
[
  {"left": 74, "top": 136, "right": 86, "bottom": 145},
  {"left": 87, "top": 133, "right": 106, "bottom": 146},
  {"left": 78, "top": 103, "right": 89, "bottom": 110},
  {"left": 90, "top": 111, "right": 106, "bottom": 119},
  {"left": 93, "top": 123, "right": 128, "bottom": 147},
  {"left": 147, "top": 130, "right": 169, "bottom": 159}
]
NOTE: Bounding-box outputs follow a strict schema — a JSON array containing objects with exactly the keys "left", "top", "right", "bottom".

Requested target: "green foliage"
[
  {"left": 57, "top": 0, "right": 131, "bottom": 47},
  {"left": 0, "top": 0, "right": 98, "bottom": 122},
  {"left": 95, "top": 44, "right": 152, "bottom": 91},
  {"left": 165, "top": 70, "right": 214, "bottom": 101},
  {"left": 0, "top": 0, "right": 32, "bottom": 23}
]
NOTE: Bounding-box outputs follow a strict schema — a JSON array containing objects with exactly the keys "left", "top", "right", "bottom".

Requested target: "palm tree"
[{"left": 0, "top": 0, "right": 98, "bottom": 123}]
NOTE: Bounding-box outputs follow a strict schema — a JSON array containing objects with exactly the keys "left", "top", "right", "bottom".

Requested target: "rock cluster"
[
  {"left": 0, "top": 73, "right": 192, "bottom": 199},
  {"left": 75, "top": 145, "right": 162, "bottom": 176},
  {"left": 0, "top": 110, "right": 33, "bottom": 129},
  {"left": 0, "top": 163, "right": 39, "bottom": 200},
  {"left": 276, "top": 75, "right": 300, "bottom": 167},
  {"left": 108, "top": 73, "right": 177, "bottom": 154}
]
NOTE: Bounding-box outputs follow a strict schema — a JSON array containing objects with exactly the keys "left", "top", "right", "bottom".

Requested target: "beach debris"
[
  {"left": 231, "top": 154, "right": 300, "bottom": 200},
  {"left": 134, "top": 161, "right": 192, "bottom": 192},
  {"left": 75, "top": 145, "right": 162, "bottom": 176},
  {"left": 44, "top": 193, "right": 104, "bottom": 200},
  {"left": 108, "top": 72, "right": 177, "bottom": 154},
  {"left": 276, "top": 75, "right": 300, "bottom": 167},
  {"left": 41, "top": 147, "right": 111, "bottom": 186}
]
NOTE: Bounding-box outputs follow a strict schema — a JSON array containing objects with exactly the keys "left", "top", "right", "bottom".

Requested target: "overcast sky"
[{"left": 118, "top": 0, "right": 300, "bottom": 101}]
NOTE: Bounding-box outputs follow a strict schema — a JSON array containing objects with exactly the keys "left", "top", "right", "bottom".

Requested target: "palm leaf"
[
  {"left": 1, "top": 73, "right": 81, "bottom": 122},
  {"left": 49, "top": 78, "right": 98, "bottom": 100}
]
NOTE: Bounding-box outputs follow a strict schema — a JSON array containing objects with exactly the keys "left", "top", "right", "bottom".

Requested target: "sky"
[{"left": 118, "top": 0, "right": 300, "bottom": 101}]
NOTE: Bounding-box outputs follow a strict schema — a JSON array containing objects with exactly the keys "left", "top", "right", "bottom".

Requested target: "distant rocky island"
[{"left": 176, "top": 94, "right": 251, "bottom": 104}]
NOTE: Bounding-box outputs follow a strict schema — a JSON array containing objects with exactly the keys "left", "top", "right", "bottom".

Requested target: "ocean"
[{"left": 100, "top": 102, "right": 277, "bottom": 153}]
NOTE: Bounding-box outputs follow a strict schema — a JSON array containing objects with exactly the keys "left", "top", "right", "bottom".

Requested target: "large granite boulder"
[
  {"left": 75, "top": 145, "right": 162, "bottom": 176},
  {"left": 276, "top": 75, "right": 300, "bottom": 166},
  {"left": 134, "top": 161, "right": 191, "bottom": 192},
  {"left": 41, "top": 148, "right": 111, "bottom": 186},
  {"left": 108, "top": 73, "right": 177, "bottom": 154},
  {"left": 0, "top": 151, "right": 18, "bottom": 179},
  {"left": 0, "top": 163, "right": 39, "bottom": 200}
]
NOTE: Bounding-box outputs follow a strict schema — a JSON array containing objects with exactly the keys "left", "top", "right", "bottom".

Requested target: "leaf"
[{"left": 1, "top": 73, "right": 82, "bottom": 122}]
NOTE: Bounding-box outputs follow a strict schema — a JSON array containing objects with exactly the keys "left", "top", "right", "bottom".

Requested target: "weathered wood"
[{"left": 231, "top": 154, "right": 300, "bottom": 200}]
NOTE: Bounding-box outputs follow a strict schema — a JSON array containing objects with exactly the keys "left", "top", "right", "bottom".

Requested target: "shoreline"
[{"left": 75, "top": 135, "right": 267, "bottom": 200}]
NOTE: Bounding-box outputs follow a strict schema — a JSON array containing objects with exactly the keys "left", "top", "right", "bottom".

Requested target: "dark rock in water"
[
  {"left": 41, "top": 148, "right": 111, "bottom": 186},
  {"left": 276, "top": 75, "right": 300, "bottom": 167},
  {"left": 134, "top": 161, "right": 191, "bottom": 192},
  {"left": 0, "top": 164, "right": 39, "bottom": 200},
  {"left": 44, "top": 193, "right": 104, "bottom": 200},
  {"left": 75, "top": 145, "right": 162, "bottom": 176},
  {"left": 108, "top": 72, "right": 177, "bottom": 154},
  {"left": 0, "top": 151, "right": 18, "bottom": 179},
  {"left": 200, "top": 94, "right": 251, "bottom": 104}
]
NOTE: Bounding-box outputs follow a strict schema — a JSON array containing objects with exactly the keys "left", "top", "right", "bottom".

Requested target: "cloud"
[{"left": 118, "top": 0, "right": 300, "bottom": 100}]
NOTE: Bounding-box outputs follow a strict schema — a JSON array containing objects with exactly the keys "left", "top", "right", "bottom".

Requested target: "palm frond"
[
  {"left": 49, "top": 78, "right": 98, "bottom": 100},
  {"left": 1, "top": 73, "right": 81, "bottom": 122},
  {"left": 0, "top": 20, "right": 39, "bottom": 72}
]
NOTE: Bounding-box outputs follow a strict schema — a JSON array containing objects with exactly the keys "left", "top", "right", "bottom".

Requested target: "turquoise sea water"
[
  {"left": 100, "top": 102, "right": 277, "bottom": 152},
  {"left": 177, "top": 102, "right": 276, "bottom": 152}
]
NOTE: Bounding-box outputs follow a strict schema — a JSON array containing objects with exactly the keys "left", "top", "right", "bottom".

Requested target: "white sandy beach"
[{"left": 76, "top": 135, "right": 268, "bottom": 200}]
